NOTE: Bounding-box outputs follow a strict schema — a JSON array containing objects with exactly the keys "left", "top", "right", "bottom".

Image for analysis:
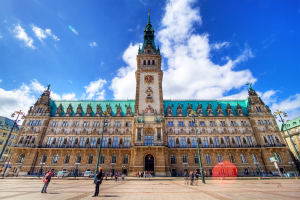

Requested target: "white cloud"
[
  {"left": 83, "top": 78, "right": 107, "bottom": 99},
  {"left": 0, "top": 79, "right": 2, "bottom": 83},
  {"left": 31, "top": 24, "right": 60, "bottom": 42},
  {"left": 89, "top": 42, "right": 98, "bottom": 48},
  {"left": 261, "top": 90, "right": 277, "bottom": 105},
  {"left": 110, "top": 0, "right": 256, "bottom": 100},
  {"left": 12, "top": 24, "right": 36, "bottom": 49},
  {"left": 110, "top": 43, "right": 141, "bottom": 99},
  {"left": 271, "top": 93, "right": 300, "bottom": 121}
]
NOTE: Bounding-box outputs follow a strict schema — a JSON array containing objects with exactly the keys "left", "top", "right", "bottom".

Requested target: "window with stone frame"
[
  {"left": 213, "top": 137, "right": 220, "bottom": 146},
  {"left": 102, "top": 137, "right": 108, "bottom": 147},
  {"left": 230, "top": 121, "right": 237, "bottom": 126},
  {"left": 256, "top": 107, "right": 262, "bottom": 112},
  {"left": 171, "top": 154, "right": 176, "bottom": 164},
  {"left": 73, "top": 122, "right": 79, "bottom": 127},
  {"left": 46, "top": 137, "right": 53, "bottom": 145},
  {"left": 251, "top": 154, "right": 258, "bottom": 164},
  {"left": 69, "top": 137, "right": 75, "bottom": 146},
  {"left": 205, "top": 154, "right": 211, "bottom": 164},
  {"left": 87, "top": 155, "right": 93, "bottom": 164},
  {"left": 124, "top": 137, "right": 130, "bottom": 147},
  {"left": 246, "top": 136, "right": 253, "bottom": 145},
  {"left": 241, "top": 121, "right": 247, "bottom": 126},
  {"left": 64, "top": 154, "right": 70, "bottom": 164},
  {"left": 217, "top": 154, "right": 223, "bottom": 163},
  {"left": 199, "top": 121, "right": 205, "bottom": 126},
  {"left": 115, "top": 121, "right": 121, "bottom": 127},
  {"left": 24, "top": 136, "right": 32, "bottom": 145},
  {"left": 274, "top": 153, "right": 282, "bottom": 163},
  {"left": 17, "top": 154, "right": 25, "bottom": 163},
  {"left": 79, "top": 137, "right": 86, "bottom": 147},
  {"left": 111, "top": 154, "right": 117, "bottom": 164},
  {"left": 52, "top": 121, "right": 58, "bottom": 127},
  {"left": 83, "top": 122, "right": 89, "bottom": 127},
  {"left": 229, "top": 154, "right": 235, "bottom": 163},
  {"left": 235, "top": 136, "right": 242, "bottom": 146},
  {"left": 210, "top": 121, "right": 216, "bottom": 126},
  {"left": 52, "top": 154, "right": 59, "bottom": 164},
  {"left": 62, "top": 122, "right": 68, "bottom": 127},
  {"left": 240, "top": 154, "right": 247, "bottom": 163},
  {"left": 125, "top": 122, "right": 131, "bottom": 127},
  {"left": 93, "top": 122, "right": 100, "bottom": 127},
  {"left": 182, "top": 154, "right": 188, "bottom": 163},
  {"left": 168, "top": 121, "right": 174, "bottom": 127},
  {"left": 194, "top": 155, "right": 199, "bottom": 164},
  {"left": 191, "top": 137, "right": 197, "bottom": 147},
  {"left": 76, "top": 154, "right": 81, "bottom": 163},
  {"left": 169, "top": 137, "right": 175, "bottom": 147},
  {"left": 266, "top": 135, "right": 275, "bottom": 144},
  {"left": 113, "top": 137, "right": 119, "bottom": 147},
  {"left": 180, "top": 137, "right": 186, "bottom": 147},
  {"left": 202, "top": 137, "right": 209, "bottom": 147},
  {"left": 91, "top": 137, "right": 97, "bottom": 147},
  {"left": 157, "top": 132, "right": 161, "bottom": 141},
  {"left": 189, "top": 121, "right": 195, "bottom": 127},
  {"left": 41, "top": 154, "right": 47, "bottom": 163},
  {"left": 178, "top": 121, "right": 184, "bottom": 127},
  {"left": 57, "top": 137, "right": 64, "bottom": 147},
  {"left": 123, "top": 155, "right": 129, "bottom": 164},
  {"left": 220, "top": 121, "right": 226, "bottom": 126},
  {"left": 99, "top": 155, "right": 105, "bottom": 164}
]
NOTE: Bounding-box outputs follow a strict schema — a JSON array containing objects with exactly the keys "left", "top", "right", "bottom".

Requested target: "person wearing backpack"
[
  {"left": 41, "top": 170, "right": 51, "bottom": 193},
  {"left": 92, "top": 167, "right": 103, "bottom": 197}
]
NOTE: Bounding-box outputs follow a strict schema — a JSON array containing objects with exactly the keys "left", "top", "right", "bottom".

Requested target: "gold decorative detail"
[{"left": 144, "top": 75, "right": 154, "bottom": 83}]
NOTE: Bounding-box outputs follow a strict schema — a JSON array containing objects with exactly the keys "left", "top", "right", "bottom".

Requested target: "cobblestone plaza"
[{"left": 0, "top": 178, "right": 300, "bottom": 200}]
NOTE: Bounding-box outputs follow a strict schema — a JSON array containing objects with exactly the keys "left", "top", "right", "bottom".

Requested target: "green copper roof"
[
  {"left": 163, "top": 99, "right": 249, "bottom": 116},
  {"left": 278, "top": 116, "right": 300, "bottom": 131},
  {"left": 139, "top": 13, "right": 159, "bottom": 54},
  {"left": 50, "top": 100, "right": 135, "bottom": 117}
]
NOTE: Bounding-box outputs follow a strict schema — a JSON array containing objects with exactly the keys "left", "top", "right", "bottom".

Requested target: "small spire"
[{"left": 148, "top": 9, "right": 151, "bottom": 24}]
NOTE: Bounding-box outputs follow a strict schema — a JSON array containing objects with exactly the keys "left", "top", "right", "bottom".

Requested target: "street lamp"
[
  {"left": 183, "top": 162, "right": 188, "bottom": 174},
  {"left": 273, "top": 110, "right": 300, "bottom": 161},
  {"left": 74, "top": 163, "right": 80, "bottom": 178},
  {"left": 289, "top": 161, "right": 298, "bottom": 178},
  {"left": 254, "top": 161, "right": 261, "bottom": 177},
  {"left": 188, "top": 110, "right": 205, "bottom": 184},
  {"left": 93, "top": 110, "right": 109, "bottom": 184},
  {"left": 38, "top": 162, "right": 45, "bottom": 178},
  {"left": 0, "top": 110, "right": 25, "bottom": 161},
  {"left": 219, "top": 162, "right": 225, "bottom": 179}
]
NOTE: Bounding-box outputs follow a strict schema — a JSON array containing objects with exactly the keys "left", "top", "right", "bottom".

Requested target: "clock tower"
[{"left": 135, "top": 12, "right": 163, "bottom": 116}]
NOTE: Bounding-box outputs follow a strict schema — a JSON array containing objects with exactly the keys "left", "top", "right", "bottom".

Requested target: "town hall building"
[{"left": 9, "top": 13, "right": 291, "bottom": 177}]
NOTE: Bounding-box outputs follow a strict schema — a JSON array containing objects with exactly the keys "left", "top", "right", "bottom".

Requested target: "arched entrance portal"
[{"left": 145, "top": 154, "right": 154, "bottom": 172}]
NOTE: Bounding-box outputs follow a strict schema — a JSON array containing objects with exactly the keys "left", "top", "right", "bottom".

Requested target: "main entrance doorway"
[{"left": 145, "top": 154, "right": 154, "bottom": 171}]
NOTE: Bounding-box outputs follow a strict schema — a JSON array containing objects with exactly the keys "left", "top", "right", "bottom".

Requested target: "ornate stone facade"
[{"left": 8, "top": 13, "right": 292, "bottom": 177}]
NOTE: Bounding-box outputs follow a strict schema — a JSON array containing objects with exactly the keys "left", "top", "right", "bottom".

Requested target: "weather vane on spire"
[
  {"left": 47, "top": 84, "right": 51, "bottom": 90},
  {"left": 149, "top": 9, "right": 150, "bottom": 15},
  {"left": 246, "top": 82, "right": 253, "bottom": 91}
]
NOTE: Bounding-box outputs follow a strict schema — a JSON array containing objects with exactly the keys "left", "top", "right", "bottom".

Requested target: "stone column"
[
  {"left": 155, "top": 128, "right": 158, "bottom": 143},
  {"left": 141, "top": 128, "right": 144, "bottom": 143}
]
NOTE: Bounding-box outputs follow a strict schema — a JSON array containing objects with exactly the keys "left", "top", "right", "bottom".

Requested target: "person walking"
[
  {"left": 189, "top": 171, "right": 194, "bottom": 186},
  {"left": 92, "top": 167, "right": 103, "bottom": 197},
  {"left": 194, "top": 171, "right": 199, "bottom": 186},
  {"left": 184, "top": 171, "right": 189, "bottom": 185},
  {"left": 122, "top": 174, "right": 125, "bottom": 183},
  {"left": 115, "top": 173, "right": 118, "bottom": 182},
  {"left": 41, "top": 170, "right": 51, "bottom": 193}
]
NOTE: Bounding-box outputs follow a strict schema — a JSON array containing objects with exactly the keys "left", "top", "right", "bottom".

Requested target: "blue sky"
[{"left": 0, "top": 0, "right": 299, "bottom": 122}]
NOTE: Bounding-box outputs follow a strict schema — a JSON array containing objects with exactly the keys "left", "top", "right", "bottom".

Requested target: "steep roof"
[
  {"left": 163, "top": 99, "right": 249, "bottom": 116},
  {"left": 50, "top": 100, "right": 135, "bottom": 117}
]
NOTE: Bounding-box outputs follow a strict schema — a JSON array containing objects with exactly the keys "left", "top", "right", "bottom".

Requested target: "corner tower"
[{"left": 135, "top": 12, "right": 163, "bottom": 116}]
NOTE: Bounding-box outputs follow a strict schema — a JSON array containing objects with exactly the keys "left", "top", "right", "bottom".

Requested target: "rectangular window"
[
  {"left": 62, "top": 122, "right": 68, "bottom": 127},
  {"left": 199, "top": 121, "right": 205, "bottom": 126},
  {"left": 31, "top": 120, "right": 36, "bottom": 126},
  {"left": 220, "top": 121, "right": 226, "bottom": 127},
  {"left": 73, "top": 122, "right": 79, "bottom": 127},
  {"left": 2, "top": 132, "right": 7, "bottom": 137},
  {"left": 256, "top": 107, "right": 262, "bottom": 112},
  {"left": 169, "top": 137, "right": 175, "bottom": 147},
  {"left": 94, "top": 122, "right": 100, "bottom": 127},
  {"left": 267, "top": 135, "right": 275, "bottom": 145},
  {"left": 83, "top": 122, "right": 89, "bottom": 127},
  {"left": 145, "top": 135, "right": 154, "bottom": 146},
  {"left": 178, "top": 121, "right": 184, "bottom": 127},
  {"left": 203, "top": 137, "right": 209, "bottom": 147},
  {"left": 47, "top": 137, "right": 53, "bottom": 145},
  {"left": 24, "top": 136, "right": 32, "bottom": 145},
  {"left": 125, "top": 122, "right": 131, "bottom": 127},
  {"left": 180, "top": 137, "right": 186, "bottom": 147},
  {"left": 224, "top": 136, "right": 230, "bottom": 146},
  {"left": 231, "top": 121, "right": 236, "bottom": 126},
  {"left": 80, "top": 137, "right": 86, "bottom": 147},
  {"left": 113, "top": 137, "right": 119, "bottom": 147},
  {"left": 124, "top": 137, "right": 130, "bottom": 147},
  {"left": 8, "top": 141, "right": 12, "bottom": 146},
  {"left": 191, "top": 137, "right": 197, "bottom": 147},
  {"left": 292, "top": 122, "right": 296, "bottom": 125},
  {"left": 210, "top": 121, "right": 215, "bottom": 127},
  {"left": 52, "top": 121, "right": 58, "bottom": 127},
  {"left": 168, "top": 122, "right": 173, "bottom": 127},
  {"left": 58, "top": 137, "right": 64, "bottom": 147},
  {"left": 115, "top": 122, "right": 121, "bottom": 127},
  {"left": 69, "top": 137, "right": 75, "bottom": 146},
  {"left": 246, "top": 136, "right": 253, "bottom": 146},
  {"left": 189, "top": 121, "right": 195, "bottom": 127},
  {"left": 91, "top": 137, "right": 97, "bottom": 147},
  {"left": 241, "top": 121, "right": 247, "bottom": 126},
  {"left": 213, "top": 137, "right": 220, "bottom": 146},
  {"left": 10, "top": 134, "right": 14, "bottom": 139},
  {"left": 102, "top": 137, "right": 107, "bottom": 147},
  {"left": 235, "top": 136, "right": 242, "bottom": 146}
]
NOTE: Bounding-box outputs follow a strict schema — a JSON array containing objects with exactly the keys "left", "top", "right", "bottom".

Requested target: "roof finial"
[{"left": 148, "top": 9, "right": 151, "bottom": 24}]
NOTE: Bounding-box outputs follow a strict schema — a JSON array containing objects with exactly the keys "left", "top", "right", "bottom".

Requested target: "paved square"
[{"left": 0, "top": 178, "right": 299, "bottom": 200}]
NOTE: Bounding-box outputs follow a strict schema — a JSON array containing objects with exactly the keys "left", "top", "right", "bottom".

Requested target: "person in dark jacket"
[
  {"left": 92, "top": 167, "right": 103, "bottom": 197},
  {"left": 41, "top": 170, "right": 51, "bottom": 193},
  {"left": 189, "top": 171, "right": 194, "bottom": 186}
]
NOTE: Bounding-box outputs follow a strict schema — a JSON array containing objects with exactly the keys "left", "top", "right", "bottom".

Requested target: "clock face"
[{"left": 144, "top": 75, "right": 154, "bottom": 84}]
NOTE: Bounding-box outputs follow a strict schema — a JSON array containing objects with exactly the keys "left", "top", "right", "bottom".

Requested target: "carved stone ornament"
[
  {"left": 115, "top": 104, "right": 122, "bottom": 117},
  {"left": 85, "top": 104, "right": 93, "bottom": 117},
  {"left": 145, "top": 105, "right": 154, "bottom": 114},
  {"left": 145, "top": 87, "right": 153, "bottom": 103},
  {"left": 95, "top": 104, "right": 102, "bottom": 117},
  {"left": 65, "top": 104, "right": 73, "bottom": 117},
  {"left": 55, "top": 104, "right": 63, "bottom": 117},
  {"left": 75, "top": 104, "right": 83, "bottom": 117}
]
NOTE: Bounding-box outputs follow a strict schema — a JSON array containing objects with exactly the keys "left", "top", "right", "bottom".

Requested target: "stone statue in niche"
[{"left": 145, "top": 87, "right": 153, "bottom": 103}]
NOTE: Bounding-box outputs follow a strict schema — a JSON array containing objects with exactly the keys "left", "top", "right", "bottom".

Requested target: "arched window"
[
  {"left": 76, "top": 154, "right": 81, "bottom": 164},
  {"left": 111, "top": 154, "right": 117, "bottom": 163},
  {"left": 99, "top": 155, "right": 105, "bottom": 164},
  {"left": 229, "top": 154, "right": 235, "bottom": 163},
  {"left": 152, "top": 60, "right": 155, "bottom": 65},
  {"left": 182, "top": 154, "right": 187, "bottom": 163},
  {"left": 143, "top": 60, "right": 146, "bottom": 65},
  {"left": 194, "top": 154, "right": 199, "bottom": 164},
  {"left": 87, "top": 154, "right": 93, "bottom": 164},
  {"left": 205, "top": 154, "right": 211, "bottom": 164},
  {"left": 17, "top": 154, "right": 25, "bottom": 163},
  {"left": 64, "top": 154, "right": 70, "bottom": 164},
  {"left": 41, "top": 154, "right": 47, "bottom": 163},
  {"left": 123, "top": 155, "right": 128, "bottom": 164},
  {"left": 240, "top": 154, "right": 247, "bottom": 163},
  {"left": 217, "top": 154, "right": 222, "bottom": 163},
  {"left": 170, "top": 154, "right": 176, "bottom": 164},
  {"left": 148, "top": 60, "right": 150, "bottom": 65},
  {"left": 251, "top": 154, "right": 258, "bottom": 164},
  {"left": 52, "top": 154, "right": 59, "bottom": 164},
  {"left": 274, "top": 153, "right": 282, "bottom": 163}
]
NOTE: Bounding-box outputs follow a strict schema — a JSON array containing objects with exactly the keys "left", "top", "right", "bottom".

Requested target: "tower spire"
[{"left": 148, "top": 9, "right": 151, "bottom": 24}]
